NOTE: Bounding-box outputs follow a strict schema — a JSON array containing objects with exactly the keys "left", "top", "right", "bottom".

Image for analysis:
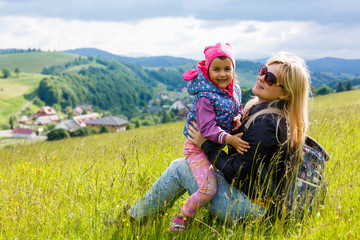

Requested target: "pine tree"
[{"left": 336, "top": 81, "right": 346, "bottom": 93}]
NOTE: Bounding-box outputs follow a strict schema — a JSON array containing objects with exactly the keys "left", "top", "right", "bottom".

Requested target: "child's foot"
[{"left": 169, "top": 215, "right": 188, "bottom": 232}]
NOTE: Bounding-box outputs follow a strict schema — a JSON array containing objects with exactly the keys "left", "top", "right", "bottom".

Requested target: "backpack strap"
[{"left": 244, "top": 107, "right": 285, "bottom": 199}]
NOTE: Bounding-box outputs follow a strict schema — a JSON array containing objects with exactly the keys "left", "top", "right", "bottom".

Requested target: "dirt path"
[{"left": 15, "top": 95, "right": 38, "bottom": 117}]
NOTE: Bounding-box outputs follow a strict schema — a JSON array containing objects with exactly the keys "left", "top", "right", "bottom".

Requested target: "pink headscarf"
[
  {"left": 204, "top": 42, "right": 235, "bottom": 73},
  {"left": 183, "top": 42, "right": 236, "bottom": 95}
]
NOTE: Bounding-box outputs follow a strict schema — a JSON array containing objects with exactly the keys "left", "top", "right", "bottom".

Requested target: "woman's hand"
[{"left": 186, "top": 122, "right": 207, "bottom": 148}]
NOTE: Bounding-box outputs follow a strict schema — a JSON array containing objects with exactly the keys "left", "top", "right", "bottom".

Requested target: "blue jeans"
[{"left": 129, "top": 158, "right": 266, "bottom": 222}]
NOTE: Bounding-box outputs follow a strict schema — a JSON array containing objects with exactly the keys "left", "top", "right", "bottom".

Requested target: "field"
[
  {"left": 0, "top": 52, "right": 77, "bottom": 73},
  {"left": 0, "top": 90, "right": 359, "bottom": 239},
  {"left": 0, "top": 73, "right": 45, "bottom": 125}
]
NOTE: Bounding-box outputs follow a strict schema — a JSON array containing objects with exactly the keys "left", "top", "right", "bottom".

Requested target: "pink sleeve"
[{"left": 196, "top": 97, "right": 229, "bottom": 144}]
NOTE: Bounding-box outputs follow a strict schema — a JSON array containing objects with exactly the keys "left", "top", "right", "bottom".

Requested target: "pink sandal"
[{"left": 169, "top": 215, "right": 188, "bottom": 232}]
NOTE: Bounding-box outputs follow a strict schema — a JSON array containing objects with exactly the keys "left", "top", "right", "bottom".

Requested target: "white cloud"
[{"left": 0, "top": 16, "right": 359, "bottom": 60}]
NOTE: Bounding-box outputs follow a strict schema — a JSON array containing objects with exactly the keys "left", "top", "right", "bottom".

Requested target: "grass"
[
  {"left": 0, "top": 90, "right": 359, "bottom": 239},
  {"left": 0, "top": 51, "right": 77, "bottom": 73},
  {"left": 0, "top": 73, "right": 44, "bottom": 124}
]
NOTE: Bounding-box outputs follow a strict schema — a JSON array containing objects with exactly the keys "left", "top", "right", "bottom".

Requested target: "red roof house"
[
  {"left": 12, "top": 128, "right": 36, "bottom": 138},
  {"left": 32, "top": 106, "right": 57, "bottom": 120}
]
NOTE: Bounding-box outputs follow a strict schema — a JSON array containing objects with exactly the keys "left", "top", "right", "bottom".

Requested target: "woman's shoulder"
[{"left": 245, "top": 103, "right": 287, "bottom": 133}]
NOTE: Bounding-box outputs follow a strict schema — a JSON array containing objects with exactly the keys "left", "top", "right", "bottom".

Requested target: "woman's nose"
[{"left": 258, "top": 74, "right": 265, "bottom": 82}]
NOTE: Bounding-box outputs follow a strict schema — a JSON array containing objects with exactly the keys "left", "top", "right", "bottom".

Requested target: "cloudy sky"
[{"left": 0, "top": 0, "right": 359, "bottom": 60}]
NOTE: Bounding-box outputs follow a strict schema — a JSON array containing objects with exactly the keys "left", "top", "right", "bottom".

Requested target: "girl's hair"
[{"left": 245, "top": 51, "right": 310, "bottom": 151}]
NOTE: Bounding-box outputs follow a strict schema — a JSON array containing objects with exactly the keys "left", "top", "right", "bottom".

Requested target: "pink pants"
[{"left": 181, "top": 139, "right": 217, "bottom": 217}]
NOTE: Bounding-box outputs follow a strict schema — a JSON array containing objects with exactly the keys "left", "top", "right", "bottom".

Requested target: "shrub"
[
  {"left": 46, "top": 122, "right": 57, "bottom": 131},
  {"left": 91, "top": 128, "right": 99, "bottom": 134},
  {"left": 70, "top": 127, "right": 91, "bottom": 137},
  {"left": 33, "top": 98, "right": 45, "bottom": 108},
  {"left": 47, "top": 129, "right": 70, "bottom": 141},
  {"left": 99, "top": 125, "right": 109, "bottom": 133}
]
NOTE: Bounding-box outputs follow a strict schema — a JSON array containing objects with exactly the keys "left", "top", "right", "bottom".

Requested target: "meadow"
[
  {"left": 0, "top": 90, "right": 359, "bottom": 239},
  {"left": 0, "top": 52, "right": 77, "bottom": 73},
  {"left": 0, "top": 73, "right": 44, "bottom": 125}
]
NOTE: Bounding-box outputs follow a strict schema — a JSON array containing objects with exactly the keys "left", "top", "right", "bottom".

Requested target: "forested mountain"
[
  {"left": 1, "top": 49, "right": 359, "bottom": 122},
  {"left": 65, "top": 48, "right": 197, "bottom": 67},
  {"left": 37, "top": 57, "right": 190, "bottom": 117},
  {"left": 64, "top": 48, "right": 359, "bottom": 88},
  {"left": 307, "top": 57, "right": 360, "bottom": 75}
]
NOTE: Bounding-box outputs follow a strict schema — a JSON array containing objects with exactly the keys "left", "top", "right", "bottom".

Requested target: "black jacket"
[{"left": 201, "top": 101, "right": 288, "bottom": 201}]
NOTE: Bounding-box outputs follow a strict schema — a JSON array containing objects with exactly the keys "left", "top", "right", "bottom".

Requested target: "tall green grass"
[{"left": 0, "top": 90, "right": 359, "bottom": 239}]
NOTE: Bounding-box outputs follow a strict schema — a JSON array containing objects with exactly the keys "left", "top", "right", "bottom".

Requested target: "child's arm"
[
  {"left": 196, "top": 97, "right": 249, "bottom": 154},
  {"left": 224, "top": 133, "right": 249, "bottom": 155},
  {"left": 196, "top": 97, "right": 228, "bottom": 144}
]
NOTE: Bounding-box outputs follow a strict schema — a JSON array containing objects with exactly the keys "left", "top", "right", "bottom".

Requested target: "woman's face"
[
  {"left": 208, "top": 57, "right": 234, "bottom": 89},
  {"left": 252, "top": 63, "right": 286, "bottom": 103}
]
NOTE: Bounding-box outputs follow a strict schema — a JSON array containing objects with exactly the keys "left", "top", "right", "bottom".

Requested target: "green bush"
[
  {"left": 33, "top": 98, "right": 45, "bottom": 108},
  {"left": 70, "top": 127, "right": 91, "bottom": 137},
  {"left": 0, "top": 123, "right": 10, "bottom": 130},
  {"left": 99, "top": 125, "right": 109, "bottom": 133},
  {"left": 47, "top": 129, "right": 70, "bottom": 141},
  {"left": 91, "top": 128, "right": 99, "bottom": 134}
]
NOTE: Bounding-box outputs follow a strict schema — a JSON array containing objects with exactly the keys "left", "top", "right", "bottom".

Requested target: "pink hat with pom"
[
  {"left": 183, "top": 42, "right": 236, "bottom": 82},
  {"left": 204, "top": 42, "right": 235, "bottom": 72}
]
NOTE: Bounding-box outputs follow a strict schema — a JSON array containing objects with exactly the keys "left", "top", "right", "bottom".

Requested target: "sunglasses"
[{"left": 259, "top": 64, "right": 284, "bottom": 88}]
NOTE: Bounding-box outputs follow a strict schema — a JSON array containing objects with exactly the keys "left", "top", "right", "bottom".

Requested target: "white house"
[{"left": 12, "top": 128, "right": 36, "bottom": 139}]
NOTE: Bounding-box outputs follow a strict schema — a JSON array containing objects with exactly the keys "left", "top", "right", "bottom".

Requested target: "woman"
[{"left": 125, "top": 51, "right": 310, "bottom": 229}]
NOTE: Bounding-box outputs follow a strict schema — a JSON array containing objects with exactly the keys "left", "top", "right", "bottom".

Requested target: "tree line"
[{"left": 37, "top": 56, "right": 189, "bottom": 118}]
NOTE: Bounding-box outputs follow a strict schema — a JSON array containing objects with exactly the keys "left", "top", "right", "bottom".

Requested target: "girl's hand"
[
  {"left": 225, "top": 133, "right": 250, "bottom": 155},
  {"left": 232, "top": 116, "right": 242, "bottom": 132},
  {"left": 187, "top": 122, "right": 207, "bottom": 148}
]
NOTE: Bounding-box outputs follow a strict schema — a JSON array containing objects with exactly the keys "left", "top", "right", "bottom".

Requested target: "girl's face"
[
  {"left": 252, "top": 63, "right": 288, "bottom": 103},
  {"left": 208, "top": 57, "right": 234, "bottom": 89}
]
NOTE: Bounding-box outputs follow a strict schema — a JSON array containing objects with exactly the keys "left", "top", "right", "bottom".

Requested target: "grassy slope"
[
  {"left": 0, "top": 51, "right": 77, "bottom": 73},
  {"left": 0, "top": 51, "right": 80, "bottom": 126},
  {"left": 0, "top": 73, "right": 44, "bottom": 124},
  {"left": 0, "top": 89, "right": 359, "bottom": 239}
]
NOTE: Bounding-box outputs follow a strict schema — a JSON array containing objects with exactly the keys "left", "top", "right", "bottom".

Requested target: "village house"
[
  {"left": 54, "top": 113, "right": 99, "bottom": 131},
  {"left": 54, "top": 119, "right": 80, "bottom": 132},
  {"left": 73, "top": 113, "right": 99, "bottom": 126},
  {"left": 31, "top": 106, "right": 59, "bottom": 125},
  {"left": 18, "top": 115, "right": 29, "bottom": 124},
  {"left": 167, "top": 100, "right": 190, "bottom": 118},
  {"left": 12, "top": 128, "right": 36, "bottom": 139},
  {"left": 85, "top": 116, "right": 129, "bottom": 132},
  {"left": 74, "top": 104, "right": 93, "bottom": 115},
  {"left": 35, "top": 115, "right": 60, "bottom": 125},
  {"left": 32, "top": 106, "right": 57, "bottom": 120}
]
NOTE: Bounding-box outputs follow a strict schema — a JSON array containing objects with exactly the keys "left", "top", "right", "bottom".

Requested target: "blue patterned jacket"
[{"left": 183, "top": 66, "right": 243, "bottom": 137}]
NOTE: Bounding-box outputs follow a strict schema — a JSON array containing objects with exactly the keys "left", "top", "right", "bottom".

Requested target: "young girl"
[{"left": 170, "top": 42, "right": 249, "bottom": 232}]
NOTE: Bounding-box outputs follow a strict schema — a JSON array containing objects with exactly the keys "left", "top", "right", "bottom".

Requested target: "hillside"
[
  {"left": 0, "top": 51, "right": 77, "bottom": 73},
  {"left": 0, "top": 73, "right": 44, "bottom": 125},
  {"left": 65, "top": 48, "right": 359, "bottom": 88},
  {"left": 307, "top": 57, "right": 360, "bottom": 75},
  {"left": 0, "top": 90, "right": 359, "bottom": 238},
  {"left": 0, "top": 50, "right": 359, "bottom": 127}
]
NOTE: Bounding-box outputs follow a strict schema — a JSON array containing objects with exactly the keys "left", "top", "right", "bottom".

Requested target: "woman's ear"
[{"left": 279, "top": 92, "right": 290, "bottom": 100}]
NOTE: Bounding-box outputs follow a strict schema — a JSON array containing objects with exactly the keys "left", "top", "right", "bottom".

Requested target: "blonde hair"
[{"left": 245, "top": 52, "right": 310, "bottom": 151}]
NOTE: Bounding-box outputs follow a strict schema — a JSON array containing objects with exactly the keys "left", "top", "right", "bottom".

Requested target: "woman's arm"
[{"left": 188, "top": 117, "right": 280, "bottom": 180}]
